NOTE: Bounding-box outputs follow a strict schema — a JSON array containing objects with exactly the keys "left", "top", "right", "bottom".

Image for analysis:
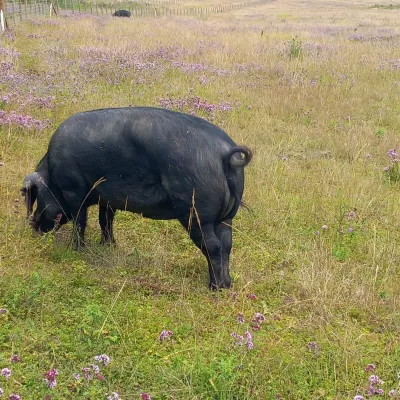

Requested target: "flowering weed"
[{"left": 384, "top": 148, "right": 400, "bottom": 183}]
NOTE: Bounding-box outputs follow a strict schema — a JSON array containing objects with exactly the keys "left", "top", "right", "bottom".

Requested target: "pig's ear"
[{"left": 21, "top": 172, "right": 40, "bottom": 217}]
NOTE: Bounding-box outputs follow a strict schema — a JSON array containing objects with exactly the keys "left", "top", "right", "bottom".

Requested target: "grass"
[
  {"left": 371, "top": 4, "right": 400, "bottom": 9},
  {"left": 1, "top": 0, "right": 400, "bottom": 398}
]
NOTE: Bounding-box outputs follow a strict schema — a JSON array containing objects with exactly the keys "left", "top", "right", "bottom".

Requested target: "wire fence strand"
[{"left": 2, "top": 0, "right": 270, "bottom": 25}]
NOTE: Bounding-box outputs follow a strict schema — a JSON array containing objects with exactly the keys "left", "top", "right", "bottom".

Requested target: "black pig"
[
  {"left": 21, "top": 107, "right": 252, "bottom": 289},
  {"left": 112, "top": 9, "right": 131, "bottom": 17}
]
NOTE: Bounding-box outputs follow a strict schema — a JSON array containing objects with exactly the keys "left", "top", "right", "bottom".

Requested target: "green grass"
[
  {"left": 371, "top": 4, "right": 400, "bottom": 9},
  {"left": 1, "top": 0, "right": 400, "bottom": 398}
]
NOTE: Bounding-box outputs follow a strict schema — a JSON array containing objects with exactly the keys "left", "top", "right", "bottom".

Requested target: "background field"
[{"left": 1, "top": 0, "right": 400, "bottom": 398}]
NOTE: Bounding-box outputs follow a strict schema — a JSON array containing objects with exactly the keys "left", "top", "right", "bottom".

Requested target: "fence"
[
  {"left": 1, "top": 0, "right": 269, "bottom": 28},
  {"left": 3, "top": 0, "right": 55, "bottom": 26}
]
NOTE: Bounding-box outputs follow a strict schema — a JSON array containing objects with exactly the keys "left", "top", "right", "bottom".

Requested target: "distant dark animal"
[
  {"left": 21, "top": 107, "right": 252, "bottom": 289},
  {"left": 112, "top": 9, "right": 131, "bottom": 17}
]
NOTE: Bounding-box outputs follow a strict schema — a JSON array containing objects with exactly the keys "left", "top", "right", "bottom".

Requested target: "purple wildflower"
[
  {"left": 159, "top": 330, "right": 173, "bottom": 342},
  {"left": 0, "top": 308, "right": 7, "bottom": 314},
  {"left": 353, "top": 396, "right": 364, "bottom": 400},
  {"left": 306, "top": 341, "right": 319, "bottom": 355},
  {"left": 347, "top": 211, "right": 356, "bottom": 219},
  {"left": 106, "top": 393, "right": 120, "bottom": 400},
  {"left": 35, "top": 96, "right": 55, "bottom": 109},
  {"left": 94, "top": 354, "right": 110, "bottom": 366},
  {"left": 199, "top": 76, "right": 207, "bottom": 85},
  {"left": 244, "top": 331, "right": 254, "bottom": 350},
  {"left": 237, "top": 313, "right": 245, "bottom": 324},
  {"left": 246, "top": 340, "right": 254, "bottom": 350},
  {"left": 231, "top": 332, "right": 244, "bottom": 347},
  {"left": 141, "top": 394, "right": 151, "bottom": 400},
  {"left": 348, "top": 227, "right": 354, "bottom": 233},
  {"left": 0, "top": 110, "right": 49, "bottom": 130},
  {"left": 43, "top": 369, "right": 58, "bottom": 389},
  {"left": 218, "top": 102, "right": 232, "bottom": 112},
  {"left": 9, "top": 355, "right": 20, "bottom": 363},
  {"left": 43, "top": 379, "right": 57, "bottom": 389},
  {"left": 0, "top": 388, "right": 3, "bottom": 396},
  {"left": 90, "top": 364, "right": 100, "bottom": 374},
  {"left": 369, "top": 375, "right": 383, "bottom": 386},
  {"left": 247, "top": 293, "right": 257, "bottom": 300},
  {"left": 9, "top": 395, "right": 21, "bottom": 400},
  {"left": 159, "top": 94, "right": 233, "bottom": 117},
  {"left": 1, "top": 368, "right": 11, "bottom": 380},
  {"left": 73, "top": 373, "right": 80, "bottom": 381},
  {"left": 387, "top": 149, "right": 399, "bottom": 162},
  {"left": 389, "top": 390, "right": 396, "bottom": 397},
  {"left": 81, "top": 367, "right": 92, "bottom": 381},
  {"left": 252, "top": 313, "right": 266, "bottom": 324},
  {"left": 367, "top": 386, "right": 375, "bottom": 395}
]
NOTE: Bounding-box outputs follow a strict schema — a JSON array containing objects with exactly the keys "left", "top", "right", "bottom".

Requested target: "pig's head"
[{"left": 21, "top": 172, "right": 69, "bottom": 233}]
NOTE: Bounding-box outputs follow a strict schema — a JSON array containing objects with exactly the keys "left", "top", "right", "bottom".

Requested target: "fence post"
[
  {"left": 12, "top": 0, "right": 16, "bottom": 23},
  {"left": 0, "top": 0, "right": 6, "bottom": 30},
  {"left": 0, "top": 9, "right": 4, "bottom": 30},
  {"left": 18, "top": 0, "right": 22, "bottom": 20},
  {"left": 6, "top": 0, "right": 11, "bottom": 23},
  {"left": 50, "top": 0, "right": 58, "bottom": 17}
]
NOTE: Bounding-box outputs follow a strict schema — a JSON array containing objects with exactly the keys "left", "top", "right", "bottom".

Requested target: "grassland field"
[{"left": 1, "top": 0, "right": 400, "bottom": 398}]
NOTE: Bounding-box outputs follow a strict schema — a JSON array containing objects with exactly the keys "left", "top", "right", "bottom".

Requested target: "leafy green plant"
[{"left": 288, "top": 37, "right": 303, "bottom": 58}]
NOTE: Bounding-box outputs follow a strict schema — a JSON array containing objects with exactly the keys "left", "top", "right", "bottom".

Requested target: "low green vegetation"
[{"left": 371, "top": 4, "right": 400, "bottom": 9}]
